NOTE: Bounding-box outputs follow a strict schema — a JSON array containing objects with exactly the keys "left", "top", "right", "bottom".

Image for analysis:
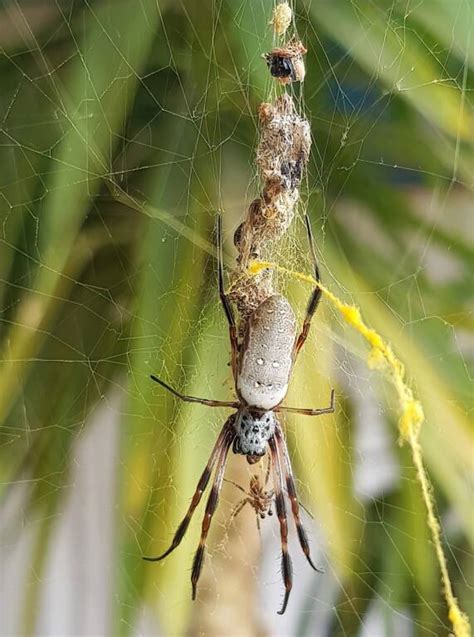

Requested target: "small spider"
[
  {"left": 226, "top": 454, "right": 314, "bottom": 532},
  {"left": 143, "top": 214, "right": 335, "bottom": 615},
  {"left": 225, "top": 454, "right": 274, "bottom": 531},
  {"left": 264, "top": 39, "right": 307, "bottom": 84}
]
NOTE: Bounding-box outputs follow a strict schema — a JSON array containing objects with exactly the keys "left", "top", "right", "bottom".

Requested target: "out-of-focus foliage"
[{"left": 0, "top": 1, "right": 472, "bottom": 635}]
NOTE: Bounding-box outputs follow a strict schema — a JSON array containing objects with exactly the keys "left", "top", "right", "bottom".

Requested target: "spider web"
[{"left": 0, "top": 1, "right": 472, "bottom": 636}]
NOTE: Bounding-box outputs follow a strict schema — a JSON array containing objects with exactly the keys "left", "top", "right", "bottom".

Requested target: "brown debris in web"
[
  {"left": 258, "top": 95, "right": 311, "bottom": 194},
  {"left": 231, "top": 95, "right": 311, "bottom": 277},
  {"left": 229, "top": 11, "right": 310, "bottom": 336}
]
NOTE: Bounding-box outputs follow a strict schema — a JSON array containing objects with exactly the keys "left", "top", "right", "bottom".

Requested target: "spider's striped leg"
[
  {"left": 143, "top": 420, "right": 234, "bottom": 563},
  {"left": 268, "top": 436, "right": 293, "bottom": 615},
  {"left": 191, "top": 428, "right": 235, "bottom": 599},
  {"left": 216, "top": 214, "right": 239, "bottom": 380},
  {"left": 294, "top": 214, "right": 322, "bottom": 357},
  {"left": 274, "top": 426, "right": 323, "bottom": 574}
]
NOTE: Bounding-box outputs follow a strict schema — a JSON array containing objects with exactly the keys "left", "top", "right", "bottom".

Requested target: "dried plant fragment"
[
  {"left": 270, "top": 2, "right": 292, "bottom": 36},
  {"left": 257, "top": 94, "right": 311, "bottom": 193}
]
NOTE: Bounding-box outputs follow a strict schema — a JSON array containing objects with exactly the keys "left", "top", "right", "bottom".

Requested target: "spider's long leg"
[
  {"left": 229, "top": 498, "right": 250, "bottom": 522},
  {"left": 150, "top": 375, "right": 238, "bottom": 408},
  {"left": 269, "top": 436, "right": 293, "bottom": 615},
  {"left": 143, "top": 421, "right": 234, "bottom": 562},
  {"left": 217, "top": 214, "right": 239, "bottom": 380},
  {"left": 294, "top": 214, "right": 322, "bottom": 357},
  {"left": 264, "top": 451, "right": 272, "bottom": 487},
  {"left": 224, "top": 478, "right": 248, "bottom": 495},
  {"left": 276, "top": 389, "right": 335, "bottom": 416},
  {"left": 191, "top": 429, "right": 234, "bottom": 599},
  {"left": 275, "top": 426, "right": 324, "bottom": 574}
]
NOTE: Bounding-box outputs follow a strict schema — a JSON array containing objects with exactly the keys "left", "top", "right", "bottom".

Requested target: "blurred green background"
[{"left": 0, "top": 1, "right": 472, "bottom": 636}]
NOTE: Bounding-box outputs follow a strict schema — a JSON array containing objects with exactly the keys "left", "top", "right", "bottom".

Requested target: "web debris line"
[
  {"left": 247, "top": 260, "right": 471, "bottom": 637},
  {"left": 141, "top": 0, "right": 326, "bottom": 618},
  {"left": 221, "top": 1, "right": 328, "bottom": 616}
]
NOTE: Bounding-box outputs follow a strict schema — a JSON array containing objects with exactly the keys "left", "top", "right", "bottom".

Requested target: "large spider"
[{"left": 143, "top": 214, "right": 335, "bottom": 614}]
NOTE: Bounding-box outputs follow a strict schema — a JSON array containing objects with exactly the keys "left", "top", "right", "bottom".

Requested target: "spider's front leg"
[
  {"left": 274, "top": 426, "right": 323, "bottom": 574},
  {"left": 216, "top": 214, "right": 239, "bottom": 380},
  {"left": 268, "top": 436, "right": 293, "bottom": 615},
  {"left": 143, "top": 419, "right": 234, "bottom": 563},
  {"left": 191, "top": 428, "right": 235, "bottom": 598},
  {"left": 294, "top": 214, "right": 322, "bottom": 357}
]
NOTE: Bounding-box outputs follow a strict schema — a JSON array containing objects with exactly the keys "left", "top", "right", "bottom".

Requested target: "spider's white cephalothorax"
[
  {"left": 233, "top": 409, "right": 276, "bottom": 457},
  {"left": 237, "top": 295, "right": 296, "bottom": 410}
]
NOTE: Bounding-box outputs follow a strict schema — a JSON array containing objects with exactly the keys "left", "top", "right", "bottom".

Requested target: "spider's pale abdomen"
[{"left": 237, "top": 294, "right": 296, "bottom": 409}]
